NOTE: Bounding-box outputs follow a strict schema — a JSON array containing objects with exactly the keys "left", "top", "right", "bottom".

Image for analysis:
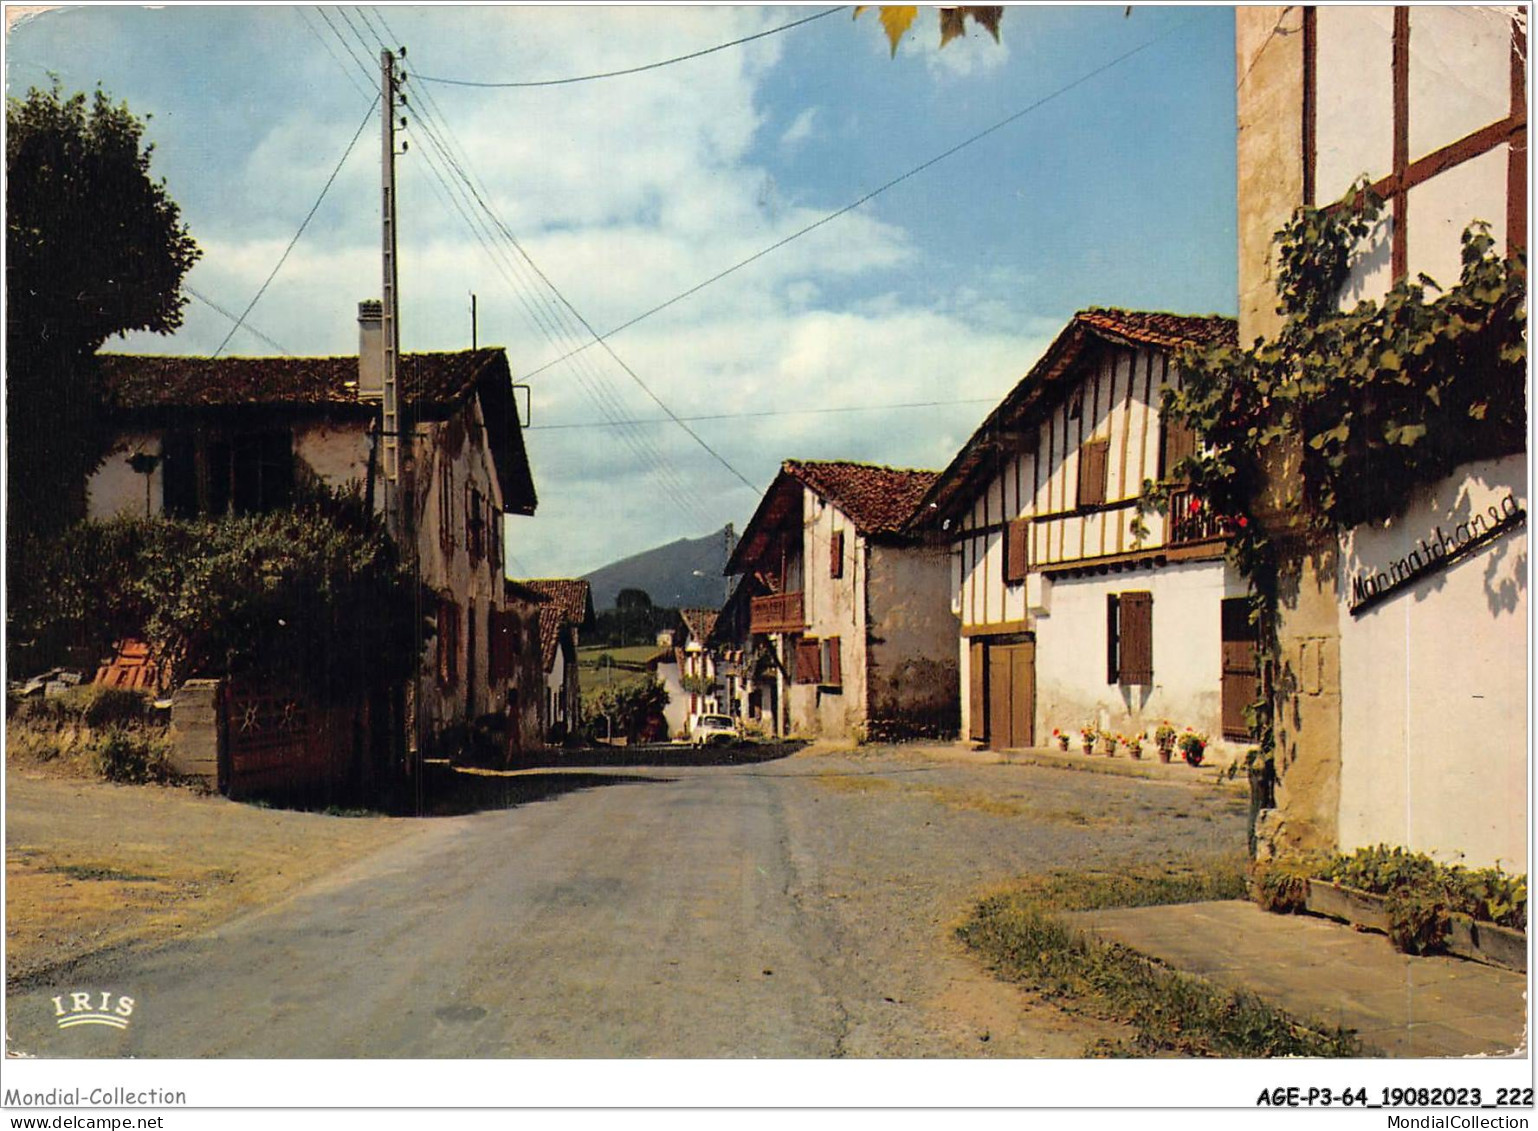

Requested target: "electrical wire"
[
  {"left": 527, "top": 397, "right": 998, "bottom": 431},
  {"left": 330, "top": 8, "right": 720, "bottom": 522},
  {"left": 519, "top": 13, "right": 1201, "bottom": 382},
  {"left": 414, "top": 7, "right": 845, "bottom": 88},
  {"left": 186, "top": 287, "right": 292, "bottom": 355},
  {"left": 211, "top": 94, "right": 378, "bottom": 357}
]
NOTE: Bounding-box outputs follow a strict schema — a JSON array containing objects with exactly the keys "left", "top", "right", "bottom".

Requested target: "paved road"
[{"left": 6, "top": 745, "right": 1248, "bottom": 1058}]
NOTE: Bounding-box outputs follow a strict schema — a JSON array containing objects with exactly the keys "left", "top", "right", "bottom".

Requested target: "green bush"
[
  {"left": 12, "top": 504, "right": 417, "bottom": 694},
  {"left": 1260, "top": 845, "right": 1527, "bottom": 954},
  {"left": 93, "top": 726, "right": 172, "bottom": 784}
]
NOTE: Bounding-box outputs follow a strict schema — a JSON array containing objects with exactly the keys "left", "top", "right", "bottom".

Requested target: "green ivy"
[{"left": 1140, "top": 183, "right": 1527, "bottom": 764}]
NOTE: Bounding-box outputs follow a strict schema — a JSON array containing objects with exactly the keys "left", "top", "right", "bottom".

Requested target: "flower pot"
[
  {"left": 1182, "top": 748, "right": 1205, "bottom": 767},
  {"left": 1127, "top": 745, "right": 1143, "bottom": 760},
  {"left": 1157, "top": 748, "right": 1171, "bottom": 763},
  {"left": 1099, "top": 738, "right": 1116, "bottom": 757},
  {"left": 1080, "top": 742, "right": 1094, "bottom": 757},
  {"left": 1056, "top": 736, "right": 1070, "bottom": 752}
]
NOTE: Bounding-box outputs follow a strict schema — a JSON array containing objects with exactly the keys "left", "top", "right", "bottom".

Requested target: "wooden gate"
[
  {"left": 985, "top": 640, "right": 1035, "bottom": 750},
  {"left": 1220, "top": 598, "right": 1260, "bottom": 740}
]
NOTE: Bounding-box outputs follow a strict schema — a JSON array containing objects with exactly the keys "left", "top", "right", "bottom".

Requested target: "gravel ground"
[{"left": 5, "top": 742, "right": 1250, "bottom": 1058}]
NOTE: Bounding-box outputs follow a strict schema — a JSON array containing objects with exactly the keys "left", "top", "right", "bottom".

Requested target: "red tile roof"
[
  {"left": 910, "top": 308, "right": 1236, "bottom": 528},
  {"left": 678, "top": 607, "right": 718, "bottom": 644},
  {"left": 782, "top": 460, "right": 940, "bottom": 536},
  {"left": 99, "top": 348, "right": 511, "bottom": 412},
  {"left": 536, "top": 606, "right": 566, "bottom": 672},
  {"left": 520, "top": 579, "right": 591, "bottom": 627},
  {"left": 1075, "top": 308, "right": 1238, "bottom": 351}
]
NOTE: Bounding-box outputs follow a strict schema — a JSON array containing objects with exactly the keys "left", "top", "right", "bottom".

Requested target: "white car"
[{"left": 691, "top": 714, "right": 738, "bottom": 747}]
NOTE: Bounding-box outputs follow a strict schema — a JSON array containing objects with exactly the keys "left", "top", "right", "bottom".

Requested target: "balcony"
[
  {"left": 750, "top": 591, "right": 806, "bottom": 634},
  {"left": 1167, "top": 488, "right": 1227, "bottom": 546}
]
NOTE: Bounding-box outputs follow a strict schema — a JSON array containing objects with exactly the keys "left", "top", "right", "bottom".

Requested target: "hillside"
[{"left": 582, "top": 526, "right": 733, "bottom": 610}]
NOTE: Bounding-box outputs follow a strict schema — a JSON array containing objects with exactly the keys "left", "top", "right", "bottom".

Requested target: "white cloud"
[{"left": 778, "top": 107, "right": 819, "bottom": 149}]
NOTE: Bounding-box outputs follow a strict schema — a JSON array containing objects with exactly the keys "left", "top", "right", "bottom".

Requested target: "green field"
[{"left": 577, "top": 644, "right": 664, "bottom": 717}]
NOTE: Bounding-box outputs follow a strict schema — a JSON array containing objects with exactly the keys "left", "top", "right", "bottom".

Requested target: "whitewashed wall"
[
  {"left": 1032, "top": 560, "right": 1245, "bottom": 744},
  {"left": 87, "top": 432, "right": 165, "bottom": 519},
  {"left": 1336, "top": 454, "right": 1527, "bottom": 869},
  {"left": 786, "top": 489, "right": 867, "bottom": 738}
]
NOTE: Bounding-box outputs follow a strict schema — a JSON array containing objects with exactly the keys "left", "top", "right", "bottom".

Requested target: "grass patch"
[
  {"left": 7, "top": 686, "right": 177, "bottom": 785},
  {"left": 957, "top": 863, "right": 1365, "bottom": 1057},
  {"left": 50, "top": 863, "right": 161, "bottom": 883},
  {"left": 814, "top": 772, "right": 896, "bottom": 795}
]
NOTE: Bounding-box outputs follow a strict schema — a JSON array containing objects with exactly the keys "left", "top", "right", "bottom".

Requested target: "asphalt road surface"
[{"left": 6, "top": 745, "right": 1248, "bottom": 1058}]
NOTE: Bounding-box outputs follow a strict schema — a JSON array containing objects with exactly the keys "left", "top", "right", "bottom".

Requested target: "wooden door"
[
  {"left": 1221, "top": 598, "right": 1259, "bottom": 740},
  {"left": 986, "top": 641, "right": 1035, "bottom": 749},
  {"left": 968, "top": 641, "right": 987, "bottom": 741}
]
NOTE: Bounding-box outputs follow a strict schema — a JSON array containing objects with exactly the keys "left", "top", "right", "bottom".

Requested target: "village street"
[{"left": 5, "top": 745, "right": 1247, "bottom": 1058}]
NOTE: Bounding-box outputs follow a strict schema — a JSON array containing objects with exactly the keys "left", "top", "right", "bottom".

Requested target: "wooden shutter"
[
  {"left": 968, "top": 641, "right": 987, "bottom": 741},
  {"left": 438, "top": 599, "right": 460, "bottom": 687},
  {"left": 1106, "top": 594, "right": 1121, "bottom": 684},
  {"left": 1119, "top": 591, "right": 1154, "bottom": 685},
  {"left": 830, "top": 531, "right": 845, "bottom": 578},
  {"left": 795, "top": 637, "right": 823, "bottom": 684},
  {"left": 824, "top": 636, "right": 842, "bottom": 686},
  {"left": 1160, "top": 416, "right": 1199, "bottom": 480},
  {"left": 1004, "top": 519, "right": 1030, "bottom": 584},
  {"left": 1077, "top": 438, "right": 1109, "bottom": 507}
]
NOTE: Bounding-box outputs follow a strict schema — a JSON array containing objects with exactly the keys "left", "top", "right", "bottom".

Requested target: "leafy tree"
[
  {"left": 6, "top": 81, "right": 200, "bottom": 540},
  {"left": 592, "top": 676, "right": 670, "bottom": 743},
  {"left": 855, "top": 5, "right": 1003, "bottom": 56}
]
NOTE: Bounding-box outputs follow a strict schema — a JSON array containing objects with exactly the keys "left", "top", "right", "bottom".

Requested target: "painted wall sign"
[{"left": 1348, "top": 493, "right": 1526, "bottom": 616}]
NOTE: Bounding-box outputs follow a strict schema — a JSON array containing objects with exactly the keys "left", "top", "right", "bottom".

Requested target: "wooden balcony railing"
[
  {"left": 1167, "top": 488, "right": 1226, "bottom": 546},
  {"left": 750, "top": 592, "right": 806, "bottom": 634}
]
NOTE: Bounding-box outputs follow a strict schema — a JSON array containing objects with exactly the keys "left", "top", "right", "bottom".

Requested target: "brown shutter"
[
  {"left": 1119, "top": 591, "right": 1154, "bottom": 685},
  {"left": 438, "top": 599, "right": 461, "bottom": 687},
  {"left": 825, "top": 636, "right": 842, "bottom": 686},
  {"left": 1106, "top": 594, "right": 1121, "bottom": 684},
  {"left": 969, "top": 641, "right": 987, "bottom": 741},
  {"left": 795, "top": 637, "right": 823, "bottom": 684},
  {"left": 1078, "top": 438, "right": 1109, "bottom": 507},
  {"left": 830, "top": 530, "right": 844, "bottom": 578},
  {"left": 1160, "top": 416, "right": 1199, "bottom": 480},
  {"left": 1004, "top": 519, "right": 1030, "bottom": 584}
]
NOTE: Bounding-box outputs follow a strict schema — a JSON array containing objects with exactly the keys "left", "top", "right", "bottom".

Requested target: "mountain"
[{"left": 582, "top": 526, "right": 734, "bottom": 611}]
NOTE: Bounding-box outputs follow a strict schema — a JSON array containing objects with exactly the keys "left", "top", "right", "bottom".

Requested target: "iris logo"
[{"left": 51, "top": 990, "right": 135, "bottom": 1030}]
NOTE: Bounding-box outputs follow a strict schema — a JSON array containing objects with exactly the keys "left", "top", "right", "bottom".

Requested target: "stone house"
[
  {"left": 908, "top": 308, "right": 1245, "bottom": 753},
  {"left": 88, "top": 301, "right": 541, "bottom": 781},
  {"left": 725, "top": 459, "right": 958, "bottom": 741},
  {"left": 519, "top": 578, "right": 594, "bottom": 741},
  {"left": 1236, "top": 7, "right": 1526, "bottom": 868}
]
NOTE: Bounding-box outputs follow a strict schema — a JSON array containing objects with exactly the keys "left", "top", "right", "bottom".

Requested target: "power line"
[
  {"left": 527, "top": 397, "right": 997, "bottom": 431},
  {"left": 331, "top": 8, "right": 722, "bottom": 520},
  {"left": 186, "top": 287, "right": 291, "bottom": 355},
  {"left": 211, "top": 94, "right": 378, "bottom": 357},
  {"left": 519, "top": 13, "right": 1200, "bottom": 382},
  {"left": 414, "top": 7, "right": 845, "bottom": 89}
]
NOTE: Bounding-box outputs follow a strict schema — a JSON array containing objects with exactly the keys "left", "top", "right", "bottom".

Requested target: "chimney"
[{"left": 357, "top": 300, "right": 383, "bottom": 400}]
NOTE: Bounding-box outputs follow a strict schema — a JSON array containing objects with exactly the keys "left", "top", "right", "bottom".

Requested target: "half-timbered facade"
[
  {"left": 1237, "top": 7, "right": 1527, "bottom": 868},
  {"left": 911, "top": 309, "right": 1244, "bottom": 751},
  {"left": 726, "top": 460, "right": 958, "bottom": 741}
]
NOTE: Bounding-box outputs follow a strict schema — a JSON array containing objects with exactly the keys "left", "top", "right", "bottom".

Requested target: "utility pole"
[
  {"left": 470, "top": 292, "right": 478, "bottom": 350},
  {"left": 380, "top": 47, "right": 404, "bottom": 539}
]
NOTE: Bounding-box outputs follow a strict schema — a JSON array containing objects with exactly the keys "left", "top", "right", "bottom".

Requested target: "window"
[
  {"left": 466, "top": 484, "right": 485, "bottom": 562},
  {"left": 830, "top": 530, "right": 845, "bottom": 579},
  {"left": 1077, "top": 437, "right": 1109, "bottom": 508},
  {"left": 1004, "top": 518, "right": 1030, "bottom": 585},
  {"left": 161, "top": 430, "right": 293, "bottom": 518},
  {"left": 438, "top": 460, "right": 456, "bottom": 553},
  {"left": 437, "top": 597, "right": 461, "bottom": 687},
  {"left": 1107, "top": 591, "right": 1153, "bottom": 685},
  {"left": 1160, "top": 415, "right": 1199, "bottom": 481},
  {"left": 489, "top": 505, "right": 504, "bottom": 575},
  {"left": 795, "top": 637, "right": 822, "bottom": 684},
  {"left": 820, "top": 637, "right": 842, "bottom": 687}
]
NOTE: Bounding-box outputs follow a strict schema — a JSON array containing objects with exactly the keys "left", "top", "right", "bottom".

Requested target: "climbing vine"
[{"left": 1140, "top": 183, "right": 1527, "bottom": 762}]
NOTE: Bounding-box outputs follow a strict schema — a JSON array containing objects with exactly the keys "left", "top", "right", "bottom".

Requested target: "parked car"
[{"left": 691, "top": 714, "right": 738, "bottom": 747}]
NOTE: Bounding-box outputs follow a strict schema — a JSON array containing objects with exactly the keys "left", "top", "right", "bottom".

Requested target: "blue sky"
[{"left": 6, "top": 4, "right": 1238, "bottom": 581}]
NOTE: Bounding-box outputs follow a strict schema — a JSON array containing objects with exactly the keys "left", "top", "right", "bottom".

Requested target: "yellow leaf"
[{"left": 879, "top": 6, "right": 919, "bottom": 55}]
